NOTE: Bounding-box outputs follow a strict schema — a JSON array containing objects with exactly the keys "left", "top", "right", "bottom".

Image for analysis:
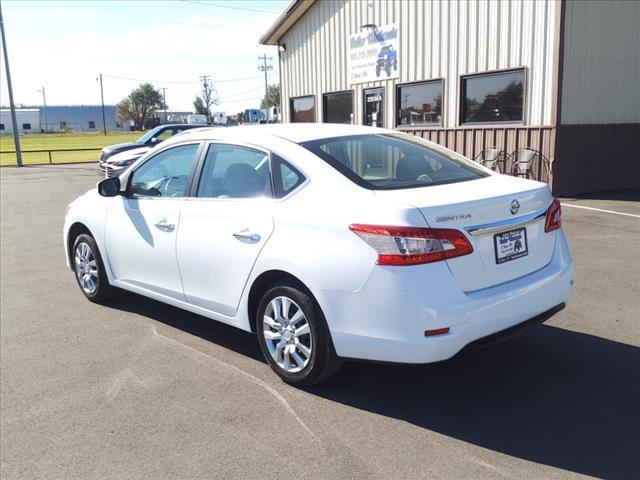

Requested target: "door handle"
[
  {"left": 233, "top": 229, "right": 261, "bottom": 242},
  {"left": 154, "top": 219, "right": 175, "bottom": 232}
]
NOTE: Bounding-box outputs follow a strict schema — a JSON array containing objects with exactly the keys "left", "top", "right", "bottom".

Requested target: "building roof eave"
[{"left": 259, "top": 0, "right": 316, "bottom": 45}]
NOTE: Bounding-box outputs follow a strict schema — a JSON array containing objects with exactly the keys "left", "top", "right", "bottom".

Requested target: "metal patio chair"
[
  {"left": 473, "top": 147, "right": 504, "bottom": 171},
  {"left": 510, "top": 148, "right": 539, "bottom": 179}
]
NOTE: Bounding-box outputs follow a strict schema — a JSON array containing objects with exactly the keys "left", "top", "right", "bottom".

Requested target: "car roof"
[{"left": 173, "top": 123, "right": 398, "bottom": 144}]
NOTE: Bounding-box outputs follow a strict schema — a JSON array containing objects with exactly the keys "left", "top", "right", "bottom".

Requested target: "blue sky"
[{"left": 0, "top": 0, "right": 288, "bottom": 113}]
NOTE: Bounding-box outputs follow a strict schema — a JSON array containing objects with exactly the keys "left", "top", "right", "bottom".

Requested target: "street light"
[{"left": 37, "top": 87, "right": 48, "bottom": 133}]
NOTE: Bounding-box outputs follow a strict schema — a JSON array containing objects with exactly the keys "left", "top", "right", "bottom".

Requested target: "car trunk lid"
[{"left": 374, "top": 175, "right": 556, "bottom": 292}]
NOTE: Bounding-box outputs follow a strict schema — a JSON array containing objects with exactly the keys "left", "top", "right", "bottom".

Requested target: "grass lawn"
[{"left": 0, "top": 131, "right": 143, "bottom": 166}]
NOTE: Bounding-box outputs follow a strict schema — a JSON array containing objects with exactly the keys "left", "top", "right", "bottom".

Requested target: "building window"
[
  {"left": 323, "top": 91, "right": 353, "bottom": 124},
  {"left": 460, "top": 69, "right": 525, "bottom": 124},
  {"left": 290, "top": 96, "right": 315, "bottom": 123},
  {"left": 59, "top": 121, "right": 67, "bottom": 129},
  {"left": 397, "top": 80, "right": 443, "bottom": 127},
  {"left": 363, "top": 87, "right": 384, "bottom": 127},
  {"left": 0, "top": 123, "right": 5, "bottom": 130},
  {"left": 22, "top": 123, "right": 31, "bottom": 130},
  {"left": 88, "top": 121, "right": 96, "bottom": 129}
]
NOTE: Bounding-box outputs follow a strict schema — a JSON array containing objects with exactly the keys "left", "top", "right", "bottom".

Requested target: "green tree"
[
  {"left": 116, "top": 83, "right": 164, "bottom": 130},
  {"left": 260, "top": 84, "right": 280, "bottom": 109},
  {"left": 193, "top": 97, "right": 209, "bottom": 116},
  {"left": 193, "top": 81, "right": 219, "bottom": 122}
]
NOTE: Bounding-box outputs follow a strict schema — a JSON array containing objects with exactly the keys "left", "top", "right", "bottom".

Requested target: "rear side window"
[
  {"left": 301, "top": 134, "right": 488, "bottom": 190},
  {"left": 196, "top": 143, "right": 271, "bottom": 198},
  {"left": 272, "top": 154, "right": 305, "bottom": 198}
]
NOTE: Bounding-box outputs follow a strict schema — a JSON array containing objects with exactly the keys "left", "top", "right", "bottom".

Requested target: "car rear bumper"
[{"left": 319, "top": 230, "right": 573, "bottom": 364}]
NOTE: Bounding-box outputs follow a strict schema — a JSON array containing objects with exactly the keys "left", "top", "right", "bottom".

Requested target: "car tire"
[
  {"left": 256, "top": 284, "right": 342, "bottom": 386},
  {"left": 72, "top": 233, "right": 114, "bottom": 303}
]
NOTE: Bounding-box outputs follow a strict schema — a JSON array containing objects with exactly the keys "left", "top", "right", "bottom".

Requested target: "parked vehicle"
[
  {"left": 102, "top": 146, "right": 152, "bottom": 178},
  {"left": 376, "top": 45, "right": 398, "bottom": 77},
  {"left": 243, "top": 109, "right": 265, "bottom": 124},
  {"left": 98, "top": 124, "right": 203, "bottom": 168},
  {"left": 267, "top": 106, "right": 280, "bottom": 123},
  {"left": 212, "top": 112, "right": 227, "bottom": 125},
  {"left": 66, "top": 124, "right": 573, "bottom": 386},
  {"left": 187, "top": 114, "right": 208, "bottom": 125}
]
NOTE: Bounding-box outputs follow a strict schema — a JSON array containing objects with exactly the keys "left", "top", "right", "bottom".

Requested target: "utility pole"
[
  {"left": 37, "top": 87, "right": 48, "bottom": 133},
  {"left": 98, "top": 73, "right": 107, "bottom": 136},
  {"left": 161, "top": 87, "right": 167, "bottom": 124},
  {"left": 258, "top": 54, "right": 272, "bottom": 104},
  {"left": 199, "top": 75, "right": 211, "bottom": 122},
  {"left": 0, "top": 3, "right": 23, "bottom": 166}
]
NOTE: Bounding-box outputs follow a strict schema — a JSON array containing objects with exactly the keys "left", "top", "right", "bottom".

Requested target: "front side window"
[
  {"left": 323, "top": 91, "right": 353, "bottom": 124},
  {"left": 130, "top": 143, "right": 199, "bottom": 197},
  {"left": 397, "top": 80, "right": 443, "bottom": 127},
  {"left": 290, "top": 96, "right": 315, "bottom": 123},
  {"left": 461, "top": 69, "right": 524, "bottom": 124},
  {"left": 363, "top": 88, "right": 384, "bottom": 127},
  {"left": 196, "top": 143, "right": 270, "bottom": 198},
  {"left": 301, "top": 134, "right": 488, "bottom": 190}
]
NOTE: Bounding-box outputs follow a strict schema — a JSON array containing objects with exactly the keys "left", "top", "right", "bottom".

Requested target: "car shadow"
[
  {"left": 106, "top": 289, "right": 263, "bottom": 362},
  {"left": 308, "top": 326, "right": 640, "bottom": 480},
  {"left": 105, "top": 291, "right": 639, "bottom": 479}
]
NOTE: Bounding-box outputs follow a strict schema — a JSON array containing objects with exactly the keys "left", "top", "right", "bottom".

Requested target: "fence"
[
  {"left": 408, "top": 125, "right": 556, "bottom": 185},
  {"left": 0, "top": 147, "right": 101, "bottom": 166}
]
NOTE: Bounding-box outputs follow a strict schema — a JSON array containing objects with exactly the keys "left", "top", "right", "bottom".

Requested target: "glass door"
[{"left": 363, "top": 87, "right": 384, "bottom": 127}]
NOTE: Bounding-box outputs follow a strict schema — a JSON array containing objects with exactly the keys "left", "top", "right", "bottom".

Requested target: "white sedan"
[{"left": 64, "top": 124, "right": 573, "bottom": 386}]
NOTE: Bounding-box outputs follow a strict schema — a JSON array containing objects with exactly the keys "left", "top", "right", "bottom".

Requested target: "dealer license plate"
[{"left": 494, "top": 228, "right": 528, "bottom": 264}]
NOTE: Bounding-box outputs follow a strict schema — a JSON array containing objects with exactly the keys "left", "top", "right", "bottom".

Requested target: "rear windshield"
[{"left": 301, "top": 133, "right": 489, "bottom": 190}]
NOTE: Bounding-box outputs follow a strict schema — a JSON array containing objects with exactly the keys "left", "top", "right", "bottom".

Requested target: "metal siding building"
[
  {"left": 41, "top": 105, "right": 124, "bottom": 133},
  {"left": 0, "top": 109, "right": 41, "bottom": 135},
  {"left": 262, "top": 0, "right": 639, "bottom": 195}
]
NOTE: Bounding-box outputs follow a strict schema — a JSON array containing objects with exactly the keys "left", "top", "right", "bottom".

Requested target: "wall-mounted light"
[{"left": 278, "top": 43, "right": 287, "bottom": 53}]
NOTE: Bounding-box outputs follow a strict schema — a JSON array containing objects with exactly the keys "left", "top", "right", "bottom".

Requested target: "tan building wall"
[{"left": 279, "top": 0, "right": 557, "bottom": 128}]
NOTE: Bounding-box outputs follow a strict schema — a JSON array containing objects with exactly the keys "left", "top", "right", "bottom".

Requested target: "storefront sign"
[{"left": 347, "top": 23, "right": 399, "bottom": 84}]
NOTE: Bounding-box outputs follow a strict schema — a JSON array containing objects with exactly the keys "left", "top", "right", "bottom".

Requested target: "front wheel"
[
  {"left": 256, "top": 285, "right": 341, "bottom": 386},
  {"left": 72, "top": 234, "right": 114, "bottom": 303}
]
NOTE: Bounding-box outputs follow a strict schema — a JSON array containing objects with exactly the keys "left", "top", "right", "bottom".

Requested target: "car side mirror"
[
  {"left": 149, "top": 137, "right": 159, "bottom": 144},
  {"left": 97, "top": 177, "right": 121, "bottom": 197}
]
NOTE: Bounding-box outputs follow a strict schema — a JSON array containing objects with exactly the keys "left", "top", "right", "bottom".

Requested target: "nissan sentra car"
[{"left": 64, "top": 124, "right": 573, "bottom": 386}]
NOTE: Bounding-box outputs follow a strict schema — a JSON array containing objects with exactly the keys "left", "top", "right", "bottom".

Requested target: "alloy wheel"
[
  {"left": 74, "top": 242, "right": 98, "bottom": 294},
  {"left": 262, "top": 296, "right": 313, "bottom": 373}
]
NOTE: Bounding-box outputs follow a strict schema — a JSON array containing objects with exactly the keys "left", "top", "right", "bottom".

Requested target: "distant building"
[
  {"left": 0, "top": 105, "right": 126, "bottom": 134},
  {"left": 42, "top": 105, "right": 125, "bottom": 132},
  {"left": 0, "top": 109, "right": 41, "bottom": 135}
]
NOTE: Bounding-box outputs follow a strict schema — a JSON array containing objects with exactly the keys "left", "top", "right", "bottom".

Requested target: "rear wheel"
[
  {"left": 72, "top": 234, "right": 114, "bottom": 303},
  {"left": 256, "top": 285, "right": 341, "bottom": 386}
]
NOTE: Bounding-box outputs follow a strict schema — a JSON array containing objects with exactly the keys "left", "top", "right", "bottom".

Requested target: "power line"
[
  {"left": 180, "top": 0, "right": 280, "bottom": 14},
  {"left": 218, "top": 95, "right": 263, "bottom": 104},
  {"left": 102, "top": 73, "right": 274, "bottom": 84},
  {"left": 222, "top": 84, "right": 265, "bottom": 98}
]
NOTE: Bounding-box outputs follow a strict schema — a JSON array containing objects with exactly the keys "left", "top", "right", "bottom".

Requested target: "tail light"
[
  {"left": 349, "top": 224, "right": 473, "bottom": 266},
  {"left": 544, "top": 198, "right": 562, "bottom": 232}
]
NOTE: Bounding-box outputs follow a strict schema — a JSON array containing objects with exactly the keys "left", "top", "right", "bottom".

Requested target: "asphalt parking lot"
[{"left": 1, "top": 164, "right": 638, "bottom": 480}]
